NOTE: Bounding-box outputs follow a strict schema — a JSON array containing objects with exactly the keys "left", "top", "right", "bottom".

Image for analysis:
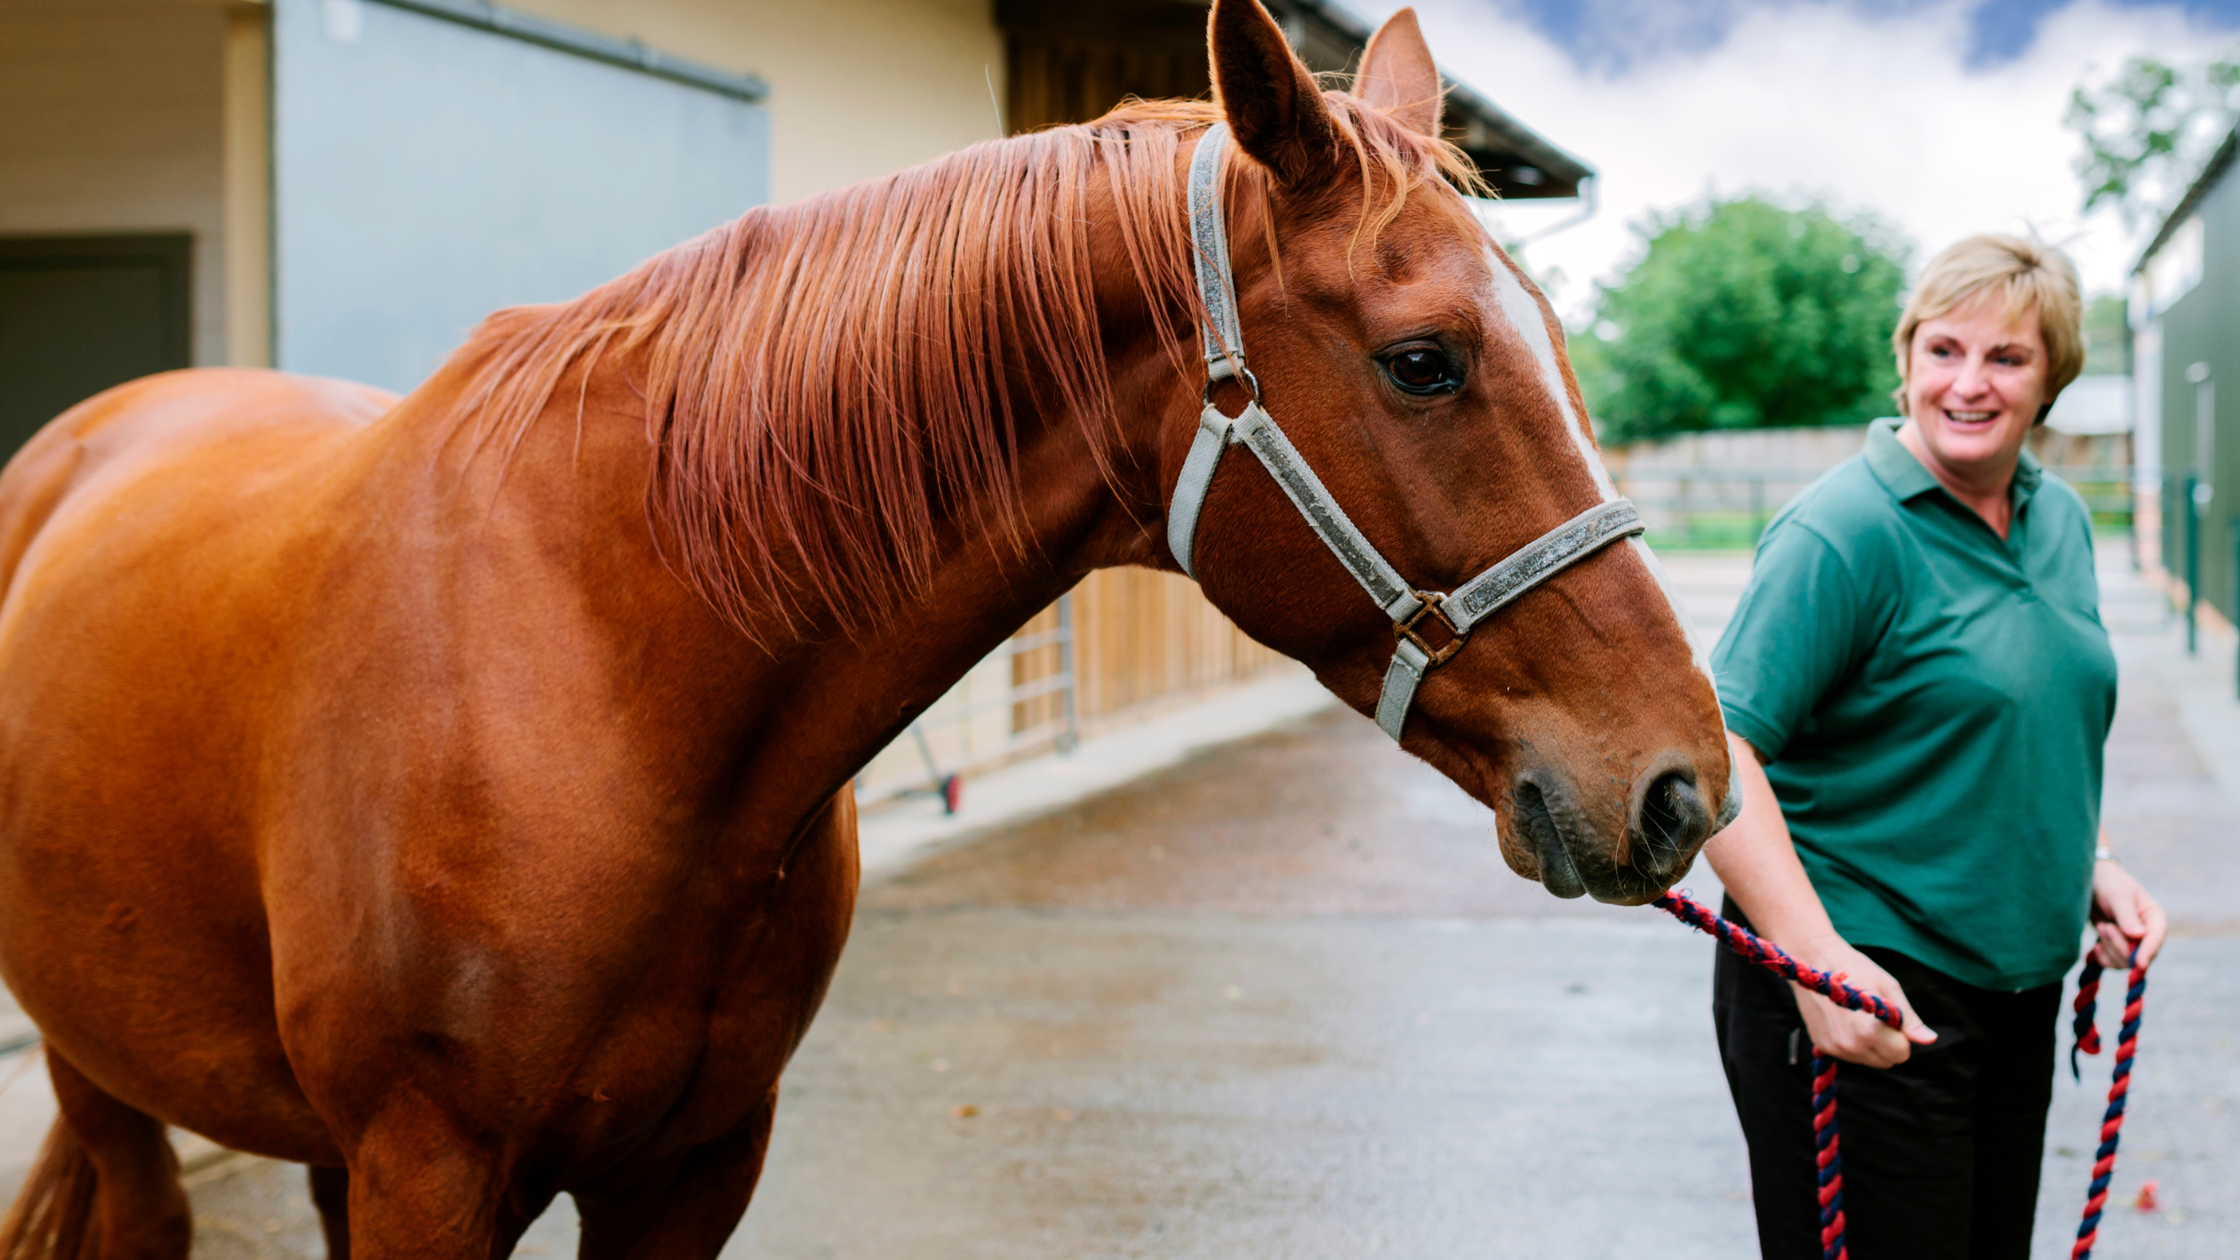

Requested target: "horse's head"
[{"left": 1168, "top": 2, "right": 1733, "bottom": 904}]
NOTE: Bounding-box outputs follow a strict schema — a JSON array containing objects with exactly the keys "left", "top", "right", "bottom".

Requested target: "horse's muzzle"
[{"left": 1509, "top": 757, "right": 1723, "bottom": 905}]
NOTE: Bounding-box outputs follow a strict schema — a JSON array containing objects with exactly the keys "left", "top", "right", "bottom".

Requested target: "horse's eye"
[{"left": 1384, "top": 345, "right": 1461, "bottom": 396}]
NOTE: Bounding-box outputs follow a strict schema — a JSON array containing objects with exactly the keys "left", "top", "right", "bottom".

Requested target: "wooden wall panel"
[
  {"left": 1064, "top": 568, "right": 1286, "bottom": 726},
  {"left": 1002, "top": 570, "right": 1287, "bottom": 735}
]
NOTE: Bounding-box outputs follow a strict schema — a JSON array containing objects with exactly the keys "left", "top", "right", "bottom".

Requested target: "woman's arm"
[
  {"left": 2089, "top": 829, "right": 2167, "bottom": 969},
  {"left": 1704, "top": 731, "right": 1937, "bottom": 1066}
]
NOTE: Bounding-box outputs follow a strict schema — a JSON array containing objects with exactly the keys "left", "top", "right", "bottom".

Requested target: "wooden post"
[{"left": 221, "top": 3, "right": 272, "bottom": 368}]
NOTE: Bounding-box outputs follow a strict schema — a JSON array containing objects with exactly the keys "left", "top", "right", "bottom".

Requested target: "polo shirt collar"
[{"left": 1863, "top": 416, "right": 2045, "bottom": 507}]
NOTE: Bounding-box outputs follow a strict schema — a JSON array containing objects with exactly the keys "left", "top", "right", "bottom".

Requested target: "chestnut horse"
[{"left": 0, "top": 3, "right": 1729, "bottom": 1254}]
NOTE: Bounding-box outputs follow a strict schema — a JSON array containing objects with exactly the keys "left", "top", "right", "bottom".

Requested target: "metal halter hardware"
[{"left": 1166, "top": 124, "right": 1646, "bottom": 742}]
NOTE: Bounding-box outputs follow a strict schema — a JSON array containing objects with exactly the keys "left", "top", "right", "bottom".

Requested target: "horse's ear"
[
  {"left": 1357, "top": 8, "right": 1443, "bottom": 138},
  {"left": 1208, "top": 0, "right": 1341, "bottom": 187}
]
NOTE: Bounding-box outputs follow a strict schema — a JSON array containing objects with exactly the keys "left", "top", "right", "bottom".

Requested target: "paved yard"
[{"left": 2, "top": 551, "right": 2233, "bottom": 1258}]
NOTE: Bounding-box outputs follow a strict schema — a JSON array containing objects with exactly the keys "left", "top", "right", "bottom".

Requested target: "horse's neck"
[
  {"left": 482, "top": 325, "right": 1174, "bottom": 852},
  {"left": 715, "top": 388, "right": 1171, "bottom": 838}
]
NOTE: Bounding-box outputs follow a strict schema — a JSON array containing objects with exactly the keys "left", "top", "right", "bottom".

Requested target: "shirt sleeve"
[{"left": 1710, "top": 521, "right": 1864, "bottom": 761}]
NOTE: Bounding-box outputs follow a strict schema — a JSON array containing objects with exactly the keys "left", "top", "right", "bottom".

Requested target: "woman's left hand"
[{"left": 2090, "top": 857, "right": 2167, "bottom": 970}]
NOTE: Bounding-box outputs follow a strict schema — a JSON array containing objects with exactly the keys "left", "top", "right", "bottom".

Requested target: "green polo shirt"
[{"left": 1712, "top": 418, "right": 2117, "bottom": 991}]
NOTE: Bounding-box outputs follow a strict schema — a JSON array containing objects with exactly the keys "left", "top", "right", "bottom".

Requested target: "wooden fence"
[{"left": 856, "top": 568, "right": 1292, "bottom": 805}]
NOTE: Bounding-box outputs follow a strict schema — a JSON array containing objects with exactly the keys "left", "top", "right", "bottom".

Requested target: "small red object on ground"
[{"left": 2133, "top": 1180, "right": 2158, "bottom": 1213}]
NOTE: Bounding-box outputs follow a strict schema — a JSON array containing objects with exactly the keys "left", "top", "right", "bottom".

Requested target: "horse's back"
[{"left": 0, "top": 369, "right": 395, "bottom": 614}]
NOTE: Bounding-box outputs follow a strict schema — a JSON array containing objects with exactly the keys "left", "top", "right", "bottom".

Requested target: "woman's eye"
[{"left": 1384, "top": 346, "right": 1461, "bottom": 395}]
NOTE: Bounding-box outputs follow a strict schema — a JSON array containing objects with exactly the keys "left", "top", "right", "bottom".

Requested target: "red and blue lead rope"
[
  {"left": 1654, "top": 892, "right": 1899, "bottom": 1260},
  {"left": 1658, "top": 891, "right": 2150, "bottom": 1260},
  {"left": 2069, "top": 946, "right": 2148, "bottom": 1260}
]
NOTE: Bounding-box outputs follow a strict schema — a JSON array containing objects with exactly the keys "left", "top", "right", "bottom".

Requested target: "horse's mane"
[{"left": 444, "top": 92, "right": 1477, "bottom": 636}]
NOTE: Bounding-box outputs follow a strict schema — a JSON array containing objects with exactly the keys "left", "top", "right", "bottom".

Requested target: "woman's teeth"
[{"left": 1945, "top": 410, "right": 1996, "bottom": 423}]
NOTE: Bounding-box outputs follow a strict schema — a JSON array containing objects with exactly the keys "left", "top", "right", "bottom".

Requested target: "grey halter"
[{"left": 1167, "top": 124, "right": 1646, "bottom": 742}]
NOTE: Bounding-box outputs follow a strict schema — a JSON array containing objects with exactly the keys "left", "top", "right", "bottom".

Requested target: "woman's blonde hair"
[{"left": 1892, "top": 234, "right": 2084, "bottom": 417}]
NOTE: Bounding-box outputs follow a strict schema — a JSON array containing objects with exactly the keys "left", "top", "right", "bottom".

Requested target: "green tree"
[
  {"left": 1572, "top": 198, "right": 1911, "bottom": 443},
  {"left": 2066, "top": 46, "right": 2240, "bottom": 229}
]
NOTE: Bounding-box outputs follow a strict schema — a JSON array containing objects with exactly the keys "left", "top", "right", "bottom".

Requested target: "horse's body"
[
  {"left": 0, "top": 5, "right": 1732, "bottom": 1254},
  {"left": 0, "top": 364, "right": 866, "bottom": 1248}
]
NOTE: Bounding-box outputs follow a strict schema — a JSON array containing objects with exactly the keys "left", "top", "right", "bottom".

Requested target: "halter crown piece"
[{"left": 1166, "top": 124, "right": 1648, "bottom": 741}]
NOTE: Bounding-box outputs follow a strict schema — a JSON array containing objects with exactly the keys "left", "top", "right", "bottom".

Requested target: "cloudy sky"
[{"left": 1364, "top": 0, "right": 2239, "bottom": 320}]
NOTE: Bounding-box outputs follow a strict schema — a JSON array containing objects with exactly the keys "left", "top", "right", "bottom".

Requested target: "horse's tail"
[{"left": 0, "top": 1114, "right": 99, "bottom": 1260}]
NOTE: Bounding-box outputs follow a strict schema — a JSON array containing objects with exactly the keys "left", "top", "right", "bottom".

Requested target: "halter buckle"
[{"left": 1394, "top": 592, "right": 1467, "bottom": 667}]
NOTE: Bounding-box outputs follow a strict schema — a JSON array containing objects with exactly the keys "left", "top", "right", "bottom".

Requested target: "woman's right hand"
[{"left": 1788, "top": 937, "right": 1938, "bottom": 1068}]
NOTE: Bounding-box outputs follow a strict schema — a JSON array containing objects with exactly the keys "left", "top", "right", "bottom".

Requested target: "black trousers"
[{"left": 1711, "top": 897, "right": 2063, "bottom": 1260}]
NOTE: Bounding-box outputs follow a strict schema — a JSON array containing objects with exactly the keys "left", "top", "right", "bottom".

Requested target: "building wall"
[
  {"left": 503, "top": 0, "right": 1007, "bottom": 204},
  {"left": 2150, "top": 166, "right": 2240, "bottom": 625},
  {"left": 0, "top": 1, "right": 230, "bottom": 365}
]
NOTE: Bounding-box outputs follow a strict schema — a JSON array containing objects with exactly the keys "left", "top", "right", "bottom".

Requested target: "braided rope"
[
  {"left": 2070, "top": 960, "right": 2103, "bottom": 1077},
  {"left": 1658, "top": 892, "right": 2152, "bottom": 1260},
  {"left": 2070, "top": 948, "right": 2148, "bottom": 1260},
  {"left": 1655, "top": 892, "right": 1899, "bottom": 1260},
  {"left": 1811, "top": 1054, "right": 1846, "bottom": 1257},
  {"left": 1654, "top": 892, "right": 1902, "bottom": 1027}
]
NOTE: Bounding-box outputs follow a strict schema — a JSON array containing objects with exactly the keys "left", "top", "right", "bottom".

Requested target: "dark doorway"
[{"left": 0, "top": 235, "right": 193, "bottom": 461}]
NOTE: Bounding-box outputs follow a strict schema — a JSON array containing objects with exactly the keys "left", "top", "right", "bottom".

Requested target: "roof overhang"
[{"left": 994, "top": 0, "right": 1593, "bottom": 200}]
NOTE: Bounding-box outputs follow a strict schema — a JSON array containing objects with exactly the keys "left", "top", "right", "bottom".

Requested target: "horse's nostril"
[{"left": 1631, "top": 769, "right": 1709, "bottom": 878}]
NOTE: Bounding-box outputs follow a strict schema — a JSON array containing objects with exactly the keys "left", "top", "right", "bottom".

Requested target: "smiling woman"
[
  {"left": 1887, "top": 236, "right": 2084, "bottom": 537},
  {"left": 1696, "top": 234, "right": 2167, "bottom": 1260}
]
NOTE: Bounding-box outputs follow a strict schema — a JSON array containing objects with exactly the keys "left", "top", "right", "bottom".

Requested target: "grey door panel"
[{"left": 272, "top": 0, "right": 769, "bottom": 394}]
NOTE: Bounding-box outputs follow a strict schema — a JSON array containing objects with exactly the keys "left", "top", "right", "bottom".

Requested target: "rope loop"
[
  {"left": 1655, "top": 892, "right": 1893, "bottom": 1260},
  {"left": 2069, "top": 947, "right": 2148, "bottom": 1260},
  {"left": 1655, "top": 893, "right": 2149, "bottom": 1260}
]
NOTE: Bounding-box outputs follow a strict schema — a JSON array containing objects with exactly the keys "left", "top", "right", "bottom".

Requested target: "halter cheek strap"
[{"left": 1167, "top": 123, "right": 1645, "bottom": 742}]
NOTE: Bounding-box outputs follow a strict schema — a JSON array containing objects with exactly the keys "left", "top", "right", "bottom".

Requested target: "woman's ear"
[{"left": 1209, "top": 0, "right": 1341, "bottom": 187}]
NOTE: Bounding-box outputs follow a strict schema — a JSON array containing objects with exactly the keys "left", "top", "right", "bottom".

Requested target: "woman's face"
[{"left": 1903, "top": 295, "right": 2049, "bottom": 478}]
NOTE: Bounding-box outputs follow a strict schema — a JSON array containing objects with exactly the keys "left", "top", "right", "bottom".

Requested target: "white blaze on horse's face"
[
  {"left": 1483, "top": 251, "right": 1614, "bottom": 503},
  {"left": 1480, "top": 247, "right": 1715, "bottom": 680}
]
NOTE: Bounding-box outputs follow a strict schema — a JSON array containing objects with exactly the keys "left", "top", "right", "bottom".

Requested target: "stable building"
[{"left": 2134, "top": 122, "right": 2238, "bottom": 637}]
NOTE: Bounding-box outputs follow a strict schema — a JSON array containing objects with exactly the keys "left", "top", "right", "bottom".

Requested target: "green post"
[{"left": 2184, "top": 474, "right": 2200, "bottom": 656}]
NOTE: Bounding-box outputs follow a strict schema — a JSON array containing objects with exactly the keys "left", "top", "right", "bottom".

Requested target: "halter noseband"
[{"left": 1167, "top": 124, "right": 1646, "bottom": 742}]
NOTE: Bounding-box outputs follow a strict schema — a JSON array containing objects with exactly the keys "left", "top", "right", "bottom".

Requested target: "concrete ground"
[{"left": 0, "top": 549, "right": 2233, "bottom": 1257}]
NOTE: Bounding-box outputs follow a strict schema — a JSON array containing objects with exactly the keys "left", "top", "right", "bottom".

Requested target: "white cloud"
[{"left": 1382, "top": 0, "right": 2224, "bottom": 320}]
